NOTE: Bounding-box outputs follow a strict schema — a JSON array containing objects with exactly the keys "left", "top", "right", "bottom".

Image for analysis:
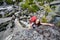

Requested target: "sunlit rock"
[
  {"left": 46, "top": 12, "right": 56, "bottom": 22},
  {"left": 6, "top": 6, "right": 13, "bottom": 12},
  {"left": 55, "top": 5, "right": 60, "bottom": 15},
  {"left": 0, "top": 7, "right": 6, "bottom": 11}
]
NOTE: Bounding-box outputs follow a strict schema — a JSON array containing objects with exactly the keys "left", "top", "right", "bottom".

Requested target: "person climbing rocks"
[{"left": 28, "top": 16, "right": 54, "bottom": 29}]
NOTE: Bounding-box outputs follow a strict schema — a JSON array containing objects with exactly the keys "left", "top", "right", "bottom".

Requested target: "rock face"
[
  {"left": 0, "top": 17, "right": 60, "bottom": 40},
  {"left": 0, "top": 17, "right": 12, "bottom": 24},
  {"left": 0, "top": 0, "right": 60, "bottom": 40},
  {"left": 3, "top": 25, "right": 60, "bottom": 40},
  {"left": 0, "top": 13, "right": 60, "bottom": 40}
]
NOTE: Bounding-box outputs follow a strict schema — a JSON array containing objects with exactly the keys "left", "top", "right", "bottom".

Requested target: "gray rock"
[
  {"left": 3, "top": 25, "right": 60, "bottom": 40},
  {"left": 46, "top": 12, "right": 56, "bottom": 22}
]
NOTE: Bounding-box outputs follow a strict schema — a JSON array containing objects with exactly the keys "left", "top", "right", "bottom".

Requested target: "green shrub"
[
  {"left": 26, "top": 0, "right": 34, "bottom": 5},
  {"left": 0, "top": 0, "right": 3, "bottom": 2},
  {"left": 6, "top": 0, "right": 14, "bottom": 4},
  {"left": 21, "top": 4, "right": 30, "bottom": 9},
  {"left": 56, "top": 21, "right": 60, "bottom": 27},
  {"left": 28, "top": 4, "right": 39, "bottom": 12},
  {"left": 41, "top": 16, "right": 47, "bottom": 23},
  {"left": 19, "top": 0, "right": 23, "bottom": 2},
  {"left": 21, "top": 0, "right": 39, "bottom": 12}
]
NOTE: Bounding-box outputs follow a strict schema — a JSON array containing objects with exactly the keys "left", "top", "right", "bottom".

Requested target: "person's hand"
[{"left": 27, "top": 25, "right": 32, "bottom": 30}]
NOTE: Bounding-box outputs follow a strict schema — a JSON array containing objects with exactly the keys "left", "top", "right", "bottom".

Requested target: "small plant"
[
  {"left": 56, "top": 21, "right": 60, "bottom": 27},
  {"left": 6, "top": 0, "right": 14, "bottom": 4},
  {"left": 28, "top": 4, "right": 39, "bottom": 12},
  {"left": 41, "top": 16, "right": 47, "bottom": 23},
  {"left": 43, "top": 4, "right": 52, "bottom": 13},
  {"left": 0, "top": 0, "right": 3, "bottom": 2},
  {"left": 21, "top": 0, "right": 39, "bottom": 12},
  {"left": 19, "top": 0, "right": 23, "bottom": 2}
]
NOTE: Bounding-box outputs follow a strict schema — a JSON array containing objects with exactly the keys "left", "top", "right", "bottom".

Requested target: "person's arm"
[
  {"left": 41, "top": 23, "right": 54, "bottom": 26},
  {"left": 28, "top": 23, "right": 34, "bottom": 29}
]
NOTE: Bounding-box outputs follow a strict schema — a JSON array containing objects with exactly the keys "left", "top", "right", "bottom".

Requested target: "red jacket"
[
  {"left": 29, "top": 16, "right": 37, "bottom": 23},
  {"left": 29, "top": 16, "right": 41, "bottom": 26}
]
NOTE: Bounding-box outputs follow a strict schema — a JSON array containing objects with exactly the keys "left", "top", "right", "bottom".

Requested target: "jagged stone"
[{"left": 0, "top": 17, "right": 12, "bottom": 24}]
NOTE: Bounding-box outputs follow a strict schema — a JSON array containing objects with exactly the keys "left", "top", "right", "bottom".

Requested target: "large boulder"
[
  {"left": 55, "top": 5, "right": 60, "bottom": 15},
  {"left": 46, "top": 12, "right": 56, "bottom": 22}
]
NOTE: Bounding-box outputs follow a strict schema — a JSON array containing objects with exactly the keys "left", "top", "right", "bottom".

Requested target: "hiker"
[{"left": 28, "top": 16, "right": 54, "bottom": 29}]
